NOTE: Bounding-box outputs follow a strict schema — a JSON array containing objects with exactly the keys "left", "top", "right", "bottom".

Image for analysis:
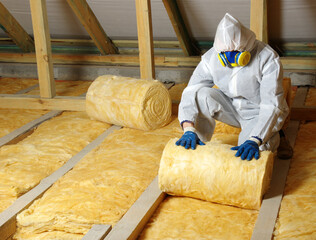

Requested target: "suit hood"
[{"left": 214, "top": 13, "right": 256, "bottom": 53}]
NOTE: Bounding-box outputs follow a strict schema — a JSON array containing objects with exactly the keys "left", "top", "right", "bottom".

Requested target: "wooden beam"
[
  {"left": 0, "top": 94, "right": 85, "bottom": 111},
  {"left": 162, "top": 0, "right": 199, "bottom": 56},
  {"left": 135, "top": 0, "right": 155, "bottom": 80},
  {"left": 105, "top": 176, "right": 165, "bottom": 240},
  {"left": 66, "top": 0, "right": 118, "bottom": 55},
  {"left": 29, "top": 0, "right": 56, "bottom": 98},
  {"left": 0, "top": 3, "right": 35, "bottom": 52},
  {"left": 82, "top": 225, "right": 112, "bottom": 240},
  {"left": 290, "top": 106, "right": 316, "bottom": 121},
  {"left": 0, "top": 125, "right": 121, "bottom": 240},
  {"left": 250, "top": 0, "right": 268, "bottom": 43},
  {"left": 0, "top": 52, "right": 315, "bottom": 70}
]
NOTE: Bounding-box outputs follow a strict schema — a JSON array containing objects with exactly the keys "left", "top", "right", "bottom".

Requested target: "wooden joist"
[
  {"left": 135, "top": 0, "right": 155, "bottom": 80},
  {"left": 250, "top": 0, "right": 268, "bottom": 43},
  {"left": 251, "top": 87, "right": 308, "bottom": 240},
  {"left": 0, "top": 94, "right": 85, "bottom": 111},
  {"left": 162, "top": 0, "right": 199, "bottom": 56},
  {"left": 105, "top": 176, "right": 166, "bottom": 240},
  {"left": 66, "top": 0, "right": 118, "bottom": 55},
  {"left": 291, "top": 106, "right": 316, "bottom": 121},
  {"left": 82, "top": 225, "right": 112, "bottom": 240},
  {"left": 0, "top": 125, "right": 121, "bottom": 240},
  {"left": 29, "top": 0, "right": 56, "bottom": 98},
  {"left": 0, "top": 2, "right": 35, "bottom": 52}
]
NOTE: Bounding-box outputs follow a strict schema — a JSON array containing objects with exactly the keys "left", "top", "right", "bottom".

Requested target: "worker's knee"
[{"left": 196, "top": 87, "right": 221, "bottom": 114}]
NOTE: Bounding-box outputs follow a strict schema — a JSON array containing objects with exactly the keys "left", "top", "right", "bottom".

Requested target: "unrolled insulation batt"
[
  {"left": 273, "top": 121, "right": 316, "bottom": 239},
  {"left": 0, "top": 112, "right": 110, "bottom": 212},
  {"left": 159, "top": 139, "right": 274, "bottom": 209},
  {"left": 86, "top": 75, "right": 172, "bottom": 130},
  {"left": 14, "top": 118, "right": 183, "bottom": 239}
]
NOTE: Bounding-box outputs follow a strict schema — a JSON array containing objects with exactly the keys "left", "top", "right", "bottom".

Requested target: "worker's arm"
[
  {"left": 249, "top": 47, "right": 289, "bottom": 144},
  {"left": 231, "top": 46, "right": 289, "bottom": 160},
  {"left": 176, "top": 51, "right": 214, "bottom": 150}
]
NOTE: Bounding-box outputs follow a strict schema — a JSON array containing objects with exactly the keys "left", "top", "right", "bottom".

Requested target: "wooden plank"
[
  {"left": 105, "top": 176, "right": 166, "bottom": 240},
  {"left": 0, "top": 2, "right": 35, "bottom": 52},
  {"left": 29, "top": 0, "right": 56, "bottom": 98},
  {"left": 0, "top": 52, "right": 315, "bottom": 70},
  {"left": 0, "top": 125, "right": 121, "bottom": 240},
  {"left": 135, "top": 0, "right": 155, "bottom": 80},
  {"left": 0, "top": 94, "right": 85, "bottom": 111},
  {"left": 250, "top": 0, "right": 268, "bottom": 43},
  {"left": 66, "top": 0, "right": 118, "bottom": 55},
  {"left": 251, "top": 86, "right": 308, "bottom": 240},
  {"left": 292, "top": 87, "right": 309, "bottom": 108},
  {"left": 291, "top": 106, "right": 316, "bottom": 121},
  {"left": 162, "top": 0, "right": 199, "bottom": 56},
  {"left": 82, "top": 225, "right": 112, "bottom": 240},
  {"left": 0, "top": 110, "right": 61, "bottom": 147}
]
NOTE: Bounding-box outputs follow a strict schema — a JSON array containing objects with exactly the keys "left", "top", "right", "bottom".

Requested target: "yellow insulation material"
[
  {"left": 306, "top": 87, "right": 316, "bottom": 106},
  {"left": 26, "top": 80, "right": 92, "bottom": 96},
  {"left": 159, "top": 139, "right": 274, "bottom": 210},
  {"left": 0, "top": 78, "right": 38, "bottom": 94},
  {"left": 0, "top": 112, "right": 110, "bottom": 212},
  {"left": 0, "top": 109, "right": 48, "bottom": 138},
  {"left": 86, "top": 75, "right": 172, "bottom": 130},
  {"left": 139, "top": 196, "right": 258, "bottom": 240},
  {"left": 14, "top": 118, "right": 183, "bottom": 239},
  {"left": 0, "top": 80, "right": 92, "bottom": 138},
  {"left": 274, "top": 121, "right": 316, "bottom": 239}
]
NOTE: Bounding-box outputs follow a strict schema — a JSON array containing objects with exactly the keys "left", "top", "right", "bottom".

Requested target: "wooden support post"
[
  {"left": 250, "top": 0, "right": 268, "bottom": 43},
  {"left": 162, "top": 0, "right": 199, "bottom": 56},
  {"left": 105, "top": 176, "right": 166, "bottom": 240},
  {"left": 0, "top": 2, "right": 35, "bottom": 52},
  {"left": 135, "top": 0, "right": 155, "bottom": 80},
  {"left": 29, "top": 0, "right": 56, "bottom": 98},
  {"left": 66, "top": 0, "right": 118, "bottom": 55}
]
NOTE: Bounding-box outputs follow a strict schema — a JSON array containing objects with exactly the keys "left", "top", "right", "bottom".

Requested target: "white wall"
[{"left": 0, "top": 0, "right": 315, "bottom": 41}]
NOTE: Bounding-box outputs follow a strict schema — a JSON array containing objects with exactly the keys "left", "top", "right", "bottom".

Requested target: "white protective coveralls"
[{"left": 178, "top": 13, "right": 289, "bottom": 151}]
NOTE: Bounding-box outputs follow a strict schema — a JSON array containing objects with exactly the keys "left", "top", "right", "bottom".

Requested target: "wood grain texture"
[
  {"left": 29, "top": 0, "right": 56, "bottom": 98},
  {"left": 0, "top": 2, "right": 35, "bottom": 52},
  {"left": 250, "top": 0, "right": 268, "bottom": 43},
  {"left": 135, "top": 0, "right": 155, "bottom": 80}
]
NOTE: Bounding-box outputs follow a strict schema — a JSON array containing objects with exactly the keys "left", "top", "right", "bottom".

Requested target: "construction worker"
[{"left": 176, "top": 13, "right": 290, "bottom": 161}]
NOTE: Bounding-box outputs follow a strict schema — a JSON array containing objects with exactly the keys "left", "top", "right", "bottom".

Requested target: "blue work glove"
[
  {"left": 176, "top": 131, "right": 205, "bottom": 150},
  {"left": 231, "top": 140, "right": 260, "bottom": 161}
]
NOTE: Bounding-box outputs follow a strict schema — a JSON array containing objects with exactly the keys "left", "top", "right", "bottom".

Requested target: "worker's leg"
[{"left": 194, "top": 87, "right": 240, "bottom": 141}]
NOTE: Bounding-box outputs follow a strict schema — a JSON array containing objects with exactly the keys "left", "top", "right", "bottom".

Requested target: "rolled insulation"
[
  {"left": 86, "top": 75, "right": 172, "bottom": 130},
  {"left": 159, "top": 139, "right": 274, "bottom": 209}
]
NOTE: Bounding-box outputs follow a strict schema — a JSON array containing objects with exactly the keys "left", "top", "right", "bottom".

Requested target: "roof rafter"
[
  {"left": 0, "top": 2, "right": 35, "bottom": 52},
  {"left": 66, "top": 0, "right": 118, "bottom": 55},
  {"left": 162, "top": 0, "right": 199, "bottom": 56}
]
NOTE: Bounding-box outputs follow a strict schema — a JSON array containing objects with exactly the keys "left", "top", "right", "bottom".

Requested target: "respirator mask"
[{"left": 218, "top": 51, "right": 251, "bottom": 67}]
